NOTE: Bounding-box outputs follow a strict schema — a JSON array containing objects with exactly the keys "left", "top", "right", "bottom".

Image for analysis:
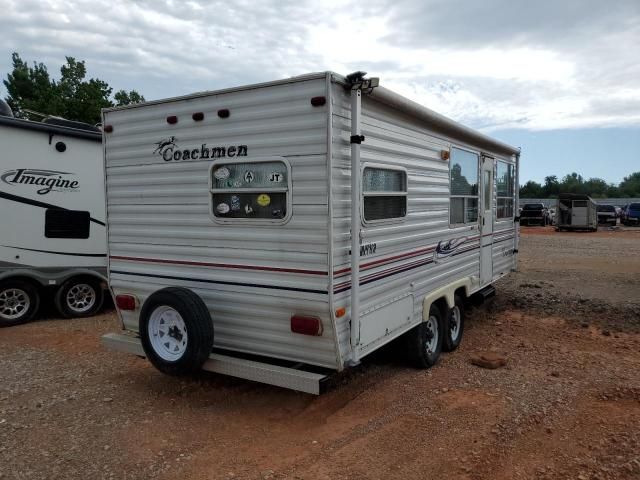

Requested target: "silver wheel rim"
[
  {"left": 0, "top": 288, "right": 30, "bottom": 320},
  {"left": 66, "top": 283, "right": 96, "bottom": 313},
  {"left": 148, "top": 306, "right": 188, "bottom": 361},
  {"left": 425, "top": 314, "right": 439, "bottom": 355},
  {"left": 449, "top": 305, "right": 461, "bottom": 342}
]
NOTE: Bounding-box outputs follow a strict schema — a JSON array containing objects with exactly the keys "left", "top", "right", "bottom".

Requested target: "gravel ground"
[{"left": 1, "top": 227, "right": 639, "bottom": 480}]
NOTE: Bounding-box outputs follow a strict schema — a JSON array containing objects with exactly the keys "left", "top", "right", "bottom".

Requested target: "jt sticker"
[
  {"left": 244, "top": 171, "right": 254, "bottom": 183},
  {"left": 216, "top": 202, "right": 230, "bottom": 214},
  {"left": 268, "top": 172, "right": 283, "bottom": 183},
  {"left": 214, "top": 167, "right": 230, "bottom": 180},
  {"left": 230, "top": 195, "right": 240, "bottom": 211},
  {"left": 257, "top": 194, "right": 271, "bottom": 207}
]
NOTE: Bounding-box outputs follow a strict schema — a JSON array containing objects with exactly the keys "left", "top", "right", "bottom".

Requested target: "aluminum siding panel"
[
  {"left": 330, "top": 83, "right": 516, "bottom": 362},
  {"left": 104, "top": 77, "right": 338, "bottom": 369}
]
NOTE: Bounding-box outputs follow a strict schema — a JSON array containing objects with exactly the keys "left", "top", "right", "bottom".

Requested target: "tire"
[
  {"left": 443, "top": 294, "right": 465, "bottom": 352},
  {"left": 54, "top": 277, "right": 104, "bottom": 318},
  {"left": 139, "top": 287, "right": 214, "bottom": 376},
  {"left": 0, "top": 280, "right": 40, "bottom": 327},
  {"left": 405, "top": 303, "right": 443, "bottom": 368}
]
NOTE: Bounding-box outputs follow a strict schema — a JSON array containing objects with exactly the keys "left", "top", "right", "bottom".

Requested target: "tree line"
[
  {"left": 520, "top": 172, "right": 640, "bottom": 198},
  {"left": 3, "top": 53, "right": 145, "bottom": 125}
]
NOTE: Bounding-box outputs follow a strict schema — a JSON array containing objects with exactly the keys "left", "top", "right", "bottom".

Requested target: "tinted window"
[
  {"left": 45, "top": 209, "right": 90, "bottom": 239},
  {"left": 450, "top": 148, "right": 479, "bottom": 224},
  {"left": 363, "top": 167, "right": 407, "bottom": 221},
  {"left": 211, "top": 161, "right": 289, "bottom": 221}
]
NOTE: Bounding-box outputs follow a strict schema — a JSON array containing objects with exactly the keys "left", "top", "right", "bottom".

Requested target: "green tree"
[
  {"left": 3, "top": 53, "right": 145, "bottom": 124},
  {"left": 520, "top": 180, "right": 543, "bottom": 198},
  {"left": 114, "top": 89, "right": 145, "bottom": 106},
  {"left": 543, "top": 175, "right": 560, "bottom": 197},
  {"left": 618, "top": 172, "right": 640, "bottom": 197}
]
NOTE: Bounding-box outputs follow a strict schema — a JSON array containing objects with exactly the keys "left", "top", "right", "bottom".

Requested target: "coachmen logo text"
[
  {"left": 1, "top": 169, "right": 79, "bottom": 195},
  {"left": 154, "top": 136, "right": 248, "bottom": 162}
]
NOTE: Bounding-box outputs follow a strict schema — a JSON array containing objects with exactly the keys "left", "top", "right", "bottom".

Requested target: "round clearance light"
[
  {"left": 103, "top": 124, "right": 114, "bottom": 133},
  {"left": 192, "top": 112, "right": 204, "bottom": 121},
  {"left": 310, "top": 96, "right": 326, "bottom": 107},
  {"left": 166, "top": 115, "right": 178, "bottom": 124},
  {"left": 217, "top": 109, "right": 230, "bottom": 118},
  {"left": 55, "top": 141, "right": 66, "bottom": 152}
]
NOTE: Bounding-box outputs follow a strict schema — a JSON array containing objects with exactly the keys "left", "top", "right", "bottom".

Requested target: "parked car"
[
  {"left": 520, "top": 203, "right": 548, "bottom": 226},
  {"left": 622, "top": 203, "right": 640, "bottom": 226},
  {"left": 596, "top": 204, "right": 617, "bottom": 225}
]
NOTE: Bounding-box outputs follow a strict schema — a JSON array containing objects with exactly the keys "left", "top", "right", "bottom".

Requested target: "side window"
[
  {"left": 210, "top": 160, "right": 290, "bottom": 222},
  {"left": 450, "top": 148, "right": 479, "bottom": 225},
  {"left": 45, "top": 209, "right": 90, "bottom": 239},
  {"left": 496, "top": 161, "right": 515, "bottom": 219},
  {"left": 363, "top": 167, "right": 407, "bottom": 221}
]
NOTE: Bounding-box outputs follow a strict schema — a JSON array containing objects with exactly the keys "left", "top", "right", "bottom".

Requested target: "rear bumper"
[{"left": 101, "top": 332, "right": 329, "bottom": 395}]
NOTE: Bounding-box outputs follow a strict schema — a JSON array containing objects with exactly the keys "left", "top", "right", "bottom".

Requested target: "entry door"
[
  {"left": 572, "top": 200, "right": 588, "bottom": 225},
  {"left": 480, "top": 156, "right": 494, "bottom": 284}
]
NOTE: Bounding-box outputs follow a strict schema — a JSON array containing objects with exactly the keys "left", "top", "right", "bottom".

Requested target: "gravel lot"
[{"left": 1, "top": 227, "right": 639, "bottom": 480}]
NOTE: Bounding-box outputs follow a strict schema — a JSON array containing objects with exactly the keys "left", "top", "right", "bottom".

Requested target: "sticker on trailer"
[
  {"left": 214, "top": 167, "right": 230, "bottom": 180},
  {"left": 244, "top": 171, "right": 254, "bottom": 183},
  {"left": 268, "top": 172, "right": 283, "bottom": 183},
  {"left": 230, "top": 195, "right": 240, "bottom": 211},
  {"left": 216, "top": 202, "right": 230, "bottom": 214},
  {"left": 257, "top": 194, "right": 271, "bottom": 207}
]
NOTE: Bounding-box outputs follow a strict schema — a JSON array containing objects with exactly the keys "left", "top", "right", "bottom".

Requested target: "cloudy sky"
[{"left": 2, "top": 0, "right": 639, "bottom": 184}]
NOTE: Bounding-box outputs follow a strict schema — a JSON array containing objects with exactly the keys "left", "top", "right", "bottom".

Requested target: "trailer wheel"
[
  {"left": 139, "top": 287, "right": 213, "bottom": 376},
  {"left": 0, "top": 280, "right": 40, "bottom": 327},
  {"left": 406, "top": 304, "right": 443, "bottom": 368},
  {"left": 54, "top": 277, "right": 104, "bottom": 318},
  {"left": 443, "top": 294, "right": 465, "bottom": 352}
]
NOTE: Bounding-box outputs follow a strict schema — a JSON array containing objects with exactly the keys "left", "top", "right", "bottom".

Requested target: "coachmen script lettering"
[{"left": 154, "top": 136, "right": 248, "bottom": 162}]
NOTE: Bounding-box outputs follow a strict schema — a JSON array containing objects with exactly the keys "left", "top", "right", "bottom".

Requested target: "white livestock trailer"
[
  {"left": 0, "top": 101, "right": 107, "bottom": 326},
  {"left": 101, "top": 72, "right": 520, "bottom": 394}
]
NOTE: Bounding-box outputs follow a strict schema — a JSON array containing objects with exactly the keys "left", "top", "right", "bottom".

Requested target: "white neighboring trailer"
[
  {"left": 101, "top": 72, "right": 520, "bottom": 394},
  {"left": 0, "top": 102, "right": 107, "bottom": 326}
]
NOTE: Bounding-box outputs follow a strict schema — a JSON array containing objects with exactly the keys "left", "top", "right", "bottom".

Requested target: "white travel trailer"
[
  {"left": 0, "top": 101, "right": 107, "bottom": 326},
  {"left": 101, "top": 72, "right": 520, "bottom": 394}
]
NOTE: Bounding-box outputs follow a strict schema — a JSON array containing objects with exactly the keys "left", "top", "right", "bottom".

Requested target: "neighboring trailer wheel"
[
  {"left": 0, "top": 280, "right": 40, "bottom": 327},
  {"left": 139, "top": 287, "right": 214, "bottom": 376},
  {"left": 54, "top": 277, "right": 104, "bottom": 318},
  {"left": 406, "top": 304, "right": 443, "bottom": 368},
  {"left": 443, "top": 294, "right": 465, "bottom": 352}
]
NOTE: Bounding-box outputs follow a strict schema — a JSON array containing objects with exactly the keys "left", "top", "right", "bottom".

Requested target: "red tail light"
[
  {"left": 103, "top": 124, "right": 113, "bottom": 133},
  {"left": 291, "top": 315, "right": 323, "bottom": 336},
  {"left": 115, "top": 294, "right": 136, "bottom": 311}
]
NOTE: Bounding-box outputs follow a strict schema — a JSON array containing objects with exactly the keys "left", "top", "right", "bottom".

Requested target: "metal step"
[
  {"left": 471, "top": 285, "right": 496, "bottom": 305},
  {"left": 101, "top": 332, "right": 329, "bottom": 395}
]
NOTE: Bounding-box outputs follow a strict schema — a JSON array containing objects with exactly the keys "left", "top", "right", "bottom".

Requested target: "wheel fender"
[{"left": 422, "top": 278, "right": 472, "bottom": 322}]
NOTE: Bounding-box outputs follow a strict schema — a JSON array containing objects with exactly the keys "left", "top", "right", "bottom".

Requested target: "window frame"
[
  {"left": 448, "top": 146, "right": 480, "bottom": 227},
  {"left": 496, "top": 159, "right": 516, "bottom": 221},
  {"left": 360, "top": 163, "right": 408, "bottom": 225},
  {"left": 208, "top": 156, "right": 293, "bottom": 225}
]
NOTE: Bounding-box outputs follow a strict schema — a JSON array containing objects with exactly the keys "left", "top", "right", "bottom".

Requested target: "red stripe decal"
[{"left": 110, "top": 255, "right": 327, "bottom": 276}]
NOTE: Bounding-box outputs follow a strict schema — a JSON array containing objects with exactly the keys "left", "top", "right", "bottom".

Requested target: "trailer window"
[
  {"left": 210, "top": 160, "right": 290, "bottom": 221},
  {"left": 362, "top": 167, "right": 407, "bottom": 221},
  {"left": 496, "top": 161, "right": 515, "bottom": 219},
  {"left": 44, "top": 209, "right": 90, "bottom": 239},
  {"left": 450, "top": 148, "right": 479, "bottom": 225}
]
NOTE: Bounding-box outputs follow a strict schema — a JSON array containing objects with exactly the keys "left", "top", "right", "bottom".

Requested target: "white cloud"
[{"left": 0, "top": 0, "right": 638, "bottom": 131}]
